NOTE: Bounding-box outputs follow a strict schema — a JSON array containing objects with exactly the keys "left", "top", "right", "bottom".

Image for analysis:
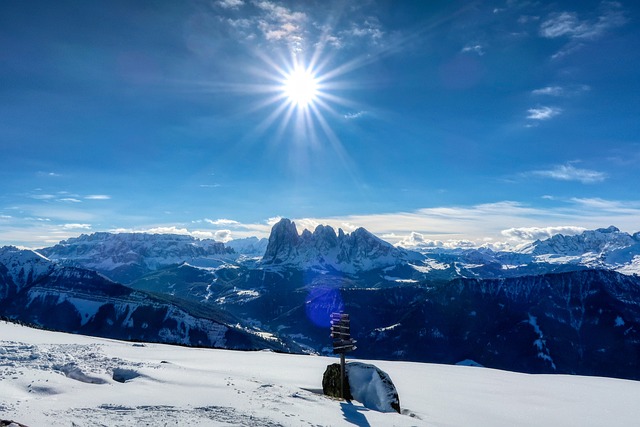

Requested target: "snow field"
[{"left": 1, "top": 321, "right": 639, "bottom": 426}]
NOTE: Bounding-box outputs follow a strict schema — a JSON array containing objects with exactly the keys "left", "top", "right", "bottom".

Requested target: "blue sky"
[{"left": 1, "top": 0, "right": 640, "bottom": 248}]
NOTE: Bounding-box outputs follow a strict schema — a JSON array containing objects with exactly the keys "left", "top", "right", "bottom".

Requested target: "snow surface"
[{"left": 2, "top": 321, "right": 640, "bottom": 426}]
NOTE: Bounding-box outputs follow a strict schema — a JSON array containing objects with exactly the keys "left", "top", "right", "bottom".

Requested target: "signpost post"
[{"left": 330, "top": 312, "right": 357, "bottom": 399}]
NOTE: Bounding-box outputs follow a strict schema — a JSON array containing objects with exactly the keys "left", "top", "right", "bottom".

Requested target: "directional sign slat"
[{"left": 330, "top": 312, "right": 356, "bottom": 357}]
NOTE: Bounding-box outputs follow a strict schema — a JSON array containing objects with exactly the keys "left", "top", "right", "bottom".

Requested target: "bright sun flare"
[{"left": 283, "top": 67, "right": 318, "bottom": 107}]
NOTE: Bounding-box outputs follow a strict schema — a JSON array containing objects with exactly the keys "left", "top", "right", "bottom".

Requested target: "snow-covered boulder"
[
  {"left": 346, "top": 362, "right": 401, "bottom": 413},
  {"left": 322, "top": 362, "right": 401, "bottom": 413}
]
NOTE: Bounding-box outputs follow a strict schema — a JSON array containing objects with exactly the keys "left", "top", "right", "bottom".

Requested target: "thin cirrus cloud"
[
  {"left": 528, "top": 164, "right": 607, "bottom": 184},
  {"left": 539, "top": 2, "right": 627, "bottom": 59},
  {"left": 532, "top": 85, "right": 590, "bottom": 96},
  {"left": 461, "top": 43, "right": 484, "bottom": 56},
  {"left": 539, "top": 6, "right": 627, "bottom": 40},
  {"left": 527, "top": 106, "right": 562, "bottom": 120}
]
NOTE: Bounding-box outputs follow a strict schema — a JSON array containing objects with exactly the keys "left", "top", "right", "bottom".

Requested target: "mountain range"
[
  {"left": 0, "top": 246, "right": 295, "bottom": 353},
  {"left": 2, "top": 219, "right": 639, "bottom": 380}
]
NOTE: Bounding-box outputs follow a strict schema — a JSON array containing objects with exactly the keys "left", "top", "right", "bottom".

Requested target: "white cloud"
[
  {"left": 527, "top": 106, "right": 562, "bottom": 120},
  {"left": 461, "top": 44, "right": 484, "bottom": 56},
  {"left": 395, "top": 231, "right": 476, "bottom": 249},
  {"left": 345, "top": 17, "right": 384, "bottom": 43},
  {"left": 539, "top": 3, "right": 627, "bottom": 59},
  {"left": 58, "top": 198, "right": 82, "bottom": 203},
  {"left": 214, "top": 230, "right": 233, "bottom": 242},
  {"left": 529, "top": 164, "right": 607, "bottom": 184},
  {"left": 540, "top": 4, "right": 626, "bottom": 40},
  {"left": 532, "top": 85, "right": 590, "bottom": 96},
  {"left": 217, "top": 0, "right": 245, "bottom": 9},
  {"left": 85, "top": 195, "right": 111, "bottom": 200},
  {"left": 62, "top": 223, "right": 92, "bottom": 230},
  {"left": 344, "top": 111, "right": 366, "bottom": 120},
  {"left": 532, "top": 86, "right": 564, "bottom": 96},
  {"left": 501, "top": 226, "right": 586, "bottom": 241},
  {"left": 205, "top": 218, "right": 240, "bottom": 226},
  {"left": 253, "top": 0, "right": 307, "bottom": 51},
  {"left": 540, "top": 12, "right": 584, "bottom": 38},
  {"left": 267, "top": 216, "right": 283, "bottom": 226}
]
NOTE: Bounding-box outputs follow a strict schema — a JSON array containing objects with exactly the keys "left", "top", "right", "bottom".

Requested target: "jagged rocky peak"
[
  {"left": 262, "top": 218, "right": 412, "bottom": 272},
  {"left": 263, "top": 218, "right": 301, "bottom": 262}
]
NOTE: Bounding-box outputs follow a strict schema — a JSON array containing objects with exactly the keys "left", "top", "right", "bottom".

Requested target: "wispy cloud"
[
  {"left": 532, "top": 86, "right": 565, "bottom": 96},
  {"left": 85, "top": 195, "right": 111, "bottom": 200},
  {"left": 62, "top": 223, "right": 92, "bottom": 230},
  {"left": 531, "top": 85, "right": 590, "bottom": 97},
  {"left": 540, "top": 6, "right": 626, "bottom": 40},
  {"left": 539, "top": 2, "right": 627, "bottom": 58},
  {"left": 461, "top": 43, "right": 484, "bottom": 56},
  {"left": 205, "top": 218, "right": 240, "bottom": 226},
  {"left": 30, "top": 194, "right": 56, "bottom": 200},
  {"left": 527, "top": 106, "right": 562, "bottom": 120},
  {"left": 527, "top": 164, "right": 607, "bottom": 184},
  {"left": 344, "top": 17, "right": 384, "bottom": 44},
  {"left": 569, "top": 197, "right": 640, "bottom": 214},
  {"left": 344, "top": 111, "right": 367, "bottom": 120}
]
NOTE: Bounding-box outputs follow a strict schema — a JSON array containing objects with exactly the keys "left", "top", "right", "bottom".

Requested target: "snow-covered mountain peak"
[
  {"left": 38, "top": 232, "right": 236, "bottom": 283},
  {"left": 225, "top": 236, "right": 269, "bottom": 257},
  {"left": 520, "top": 226, "right": 637, "bottom": 256},
  {"left": 0, "top": 246, "right": 55, "bottom": 290}
]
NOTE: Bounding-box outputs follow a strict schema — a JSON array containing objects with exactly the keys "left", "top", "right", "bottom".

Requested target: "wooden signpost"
[{"left": 330, "top": 312, "right": 357, "bottom": 399}]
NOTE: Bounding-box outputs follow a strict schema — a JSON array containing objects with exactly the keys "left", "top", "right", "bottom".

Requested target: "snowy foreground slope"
[{"left": 2, "top": 323, "right": 639, "bottom": 426}]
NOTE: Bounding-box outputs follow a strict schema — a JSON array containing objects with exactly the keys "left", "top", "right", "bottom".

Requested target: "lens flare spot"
[{"left": 305, "top": 286, "right": 344, "bottom": 328}]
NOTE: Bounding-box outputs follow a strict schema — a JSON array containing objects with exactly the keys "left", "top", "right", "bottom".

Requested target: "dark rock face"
[
  {"left": 262, "top": 218, "right": 414, "bottom": 271},
  {"left": 322, "top": 363, "right": 352, "bottom": 400},
  {"left": 263, "top": 219, "right": 301, "bottom": 263}
]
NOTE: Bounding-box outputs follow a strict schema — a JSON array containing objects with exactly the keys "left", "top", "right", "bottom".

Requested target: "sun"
[{"left": 283, "top": 66, "right": 318, "bottom": 108}]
